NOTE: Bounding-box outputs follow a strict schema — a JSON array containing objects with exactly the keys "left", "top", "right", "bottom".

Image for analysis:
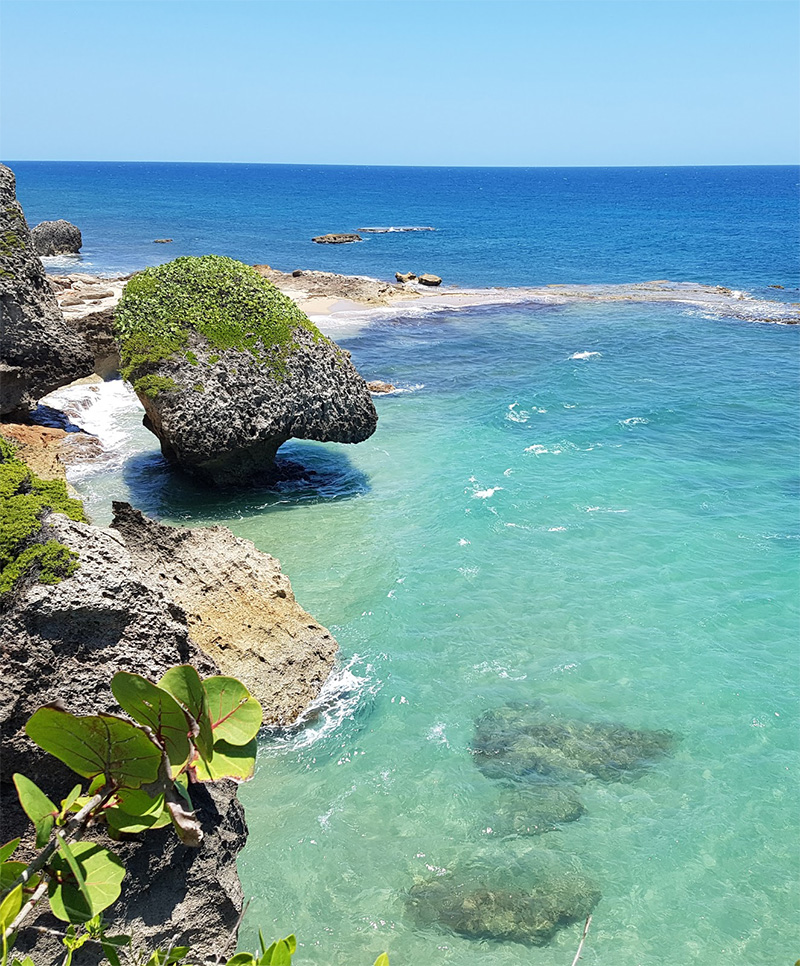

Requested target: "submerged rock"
[
  {"left": 472, "top": 704, "right": 676, "bottom": 784},
  {"left": 0, "top": 165, "right": 93, "bottom": 415},
  {"left": 484, "top": 785, "right": 586, "bottom": 837},
  {"left": 114, "top": 255, "right": 378, "bottom": 485},
  {"left": 406, "top": 862, "right": 600, "bottom": 946},
  {"left": 110, "top": 502, "right": 338, "bottom": 725},
  {"left": 31, "top": 219, "right": 82, "bottom": 255}
]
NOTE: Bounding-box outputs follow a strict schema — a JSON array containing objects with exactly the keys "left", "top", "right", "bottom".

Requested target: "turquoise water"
[{"left": 73, "top": 300, "right": 799, "bottom": 965}]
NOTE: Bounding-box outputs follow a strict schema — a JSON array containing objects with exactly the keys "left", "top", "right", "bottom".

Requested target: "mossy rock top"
[{"left": 115, "top": 255, "right": 325, "bottom": 392}]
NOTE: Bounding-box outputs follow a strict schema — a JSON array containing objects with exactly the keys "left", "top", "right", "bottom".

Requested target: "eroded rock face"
[
  {"left": 0, "top": 513, "right": 247, "bottom": 962},
  {"left": 406, "top": 860, "right": 600, "bottom": 946},
  {"left": 115, "top": 256, "right": 378, "bottom": 485},
  {"left": 472, "top": 704, "right": 676, "bottom": 784},
  {"left": 31, "top": 219, "right": 82, "bottom": 255},
  {"left": 0, "top": 165, "right": 93, "bottom": 415},
  {"left": 111, "top": 502, "right": 338, "bottom": 725}
]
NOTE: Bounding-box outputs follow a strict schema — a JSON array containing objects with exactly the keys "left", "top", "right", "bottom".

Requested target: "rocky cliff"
[
  {"left": 114, "top": 255, "right": 378, "bottom": 485},
  {"left": 0, "top": 164, "right": 93, "bottom": 415}
]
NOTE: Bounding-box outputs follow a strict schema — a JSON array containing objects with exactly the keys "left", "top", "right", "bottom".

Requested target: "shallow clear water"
[{"left": 70, "top": 300, "right": 799, "bottom": 965}]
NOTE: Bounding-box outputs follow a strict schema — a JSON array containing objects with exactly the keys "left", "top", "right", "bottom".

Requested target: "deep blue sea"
[{"left": 9, "top": 163, "right": 799, "bottom": 965}]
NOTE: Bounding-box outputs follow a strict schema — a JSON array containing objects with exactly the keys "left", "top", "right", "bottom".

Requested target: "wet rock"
[
  {"left": 406, "top": 862, "right": 600, "bottom": 946},
  {"left": 31, "top": 219, "right": 82, "bottom": 255},
  {"left": 472, "top": 704, "right": 676, "bottom": 784},
  {"left": 153, "top": 238, "right": 173, "bottom": 243},
  {"left": 395, "top": 272, "right": 417, "bottom": 282},
  {"left": 0, "top": 165, "right": 93, "bottom": 415},
  {"left": 418, "top": 273, "right": 442, "bottom": 286},
  {"left": 484, "top": 785, "right": 586, "bottom": 836},
  {"left": 367, "top": 380, "right": 396, "bottom": 393},
  {"left": 311, "top": 233, "right": 362, "bottom": 244}
]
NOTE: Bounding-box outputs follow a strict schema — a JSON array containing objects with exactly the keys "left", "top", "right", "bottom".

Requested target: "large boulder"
[
  {"left": 0, "top": 165, "right": 93, "bottom": 415},
  {"left": 31, "top": 218, "right": 82, "bottom": 255},
  {"left": 110, "top": 501, "right": 338, "bottom": 725},
  {"left": 114, "top": 255, "right": 378, "bottom": 484}
]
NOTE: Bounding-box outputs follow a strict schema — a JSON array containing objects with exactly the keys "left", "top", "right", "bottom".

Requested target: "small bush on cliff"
[
  {"left": 0, "top": 437, "right": 86, "bottom": 597},
  {"left": 114, "top": 256, "right": 324, "bottom": 396}
]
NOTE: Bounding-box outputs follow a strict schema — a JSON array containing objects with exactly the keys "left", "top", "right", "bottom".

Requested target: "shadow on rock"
[
  {"left": 406, "top": 857, "right": 600, "bottom": 946},
  {"left": 472, "top": 703, "right": 677, "bottom": 785},
  {"left": 121, "top": 441, "right": 371, "bottom": 522}
]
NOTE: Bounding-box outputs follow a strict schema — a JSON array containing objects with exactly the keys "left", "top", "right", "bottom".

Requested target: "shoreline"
[{"left": 50, "top": 267, "right": 800, "bottom": 331}]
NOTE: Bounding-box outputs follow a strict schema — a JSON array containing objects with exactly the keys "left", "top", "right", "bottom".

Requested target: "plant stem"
[{"left": 570, "top": 914, "right": 592, "bottom": 966}]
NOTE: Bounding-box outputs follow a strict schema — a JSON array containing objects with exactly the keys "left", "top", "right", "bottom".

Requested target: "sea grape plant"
[{"left": 1, "top": 666, "right": 262, "bottom": 958}]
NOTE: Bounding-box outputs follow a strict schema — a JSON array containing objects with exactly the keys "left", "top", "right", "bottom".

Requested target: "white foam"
[
  {"left": 472, "top": 486, "right": 503, "bottom": 499},
  {"left": 620, "top": 417, "right": 650, "bottom": 426},
  {"left": 570, "top": 351, "right": 602, "bottom": 360},
  {"left": 586, "top": 506, "right": 629, "bottom": 513}
]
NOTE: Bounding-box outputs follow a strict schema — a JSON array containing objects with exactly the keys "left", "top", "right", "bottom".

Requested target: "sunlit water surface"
[{"left": 68, "top": 299, "right": 799, "bottom": 966}]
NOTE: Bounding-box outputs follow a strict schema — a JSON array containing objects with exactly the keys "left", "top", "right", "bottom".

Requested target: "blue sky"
[{"left": 1, "top": 0, "right": 798, "bottom": 165}]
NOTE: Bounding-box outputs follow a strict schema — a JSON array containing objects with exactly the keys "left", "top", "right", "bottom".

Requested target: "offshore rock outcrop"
[
  {"left": 111, "top": 502, "right": 338, "bottom": 725},
  {"left": 31, "top": 218, "right": 82, "bottom": 255},
  {"left": 483, "top": 785, "right": 586, "bottom": 837},
  {"left": 0, "top": 164, "right": 93, "bottom": 415},
  {"left": 115, "top": 256, "right": 378, "bottom": 485}
]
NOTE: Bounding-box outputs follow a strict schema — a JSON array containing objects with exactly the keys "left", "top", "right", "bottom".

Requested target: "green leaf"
[
  {"left": 226, "top": 955, "right": 257, "bottom": 966},
  {"left": 105, "top": 789, "right": 169, "bottom": 835},
  {"left": 59, "top": 784, "right": 84, "bottom": 822},
  {"left": 26, "top": 709, "right": 161, "bottom": 788},
  {"left": 1, "top": 861, "right": 26, "bottom": 892},
  {"left": 11, "top": 957, "right": 35, "bottom": 966},
  {"left": 261, "top": 937, "right": 293, "bottom": 966},
  {"left": 373, "top": 955, "right": 390, "bottom": 966},
  {"left": 203, "top": 677, "right": 262, "bottom": 746},
  {"left": 47, "top": 842, "right": 125, "bottom": 923},
  {"left": 0, "top": 839, "right": 20, "bottom": 864},
  {"left": 112, "top": 672, "right": 191, "bottom": 766},
  {"left": 159, "top": 666, "right": 213, "bottom": 761},
  {"left": 13, "top": 773, "right": 57, "bottom": 848},
  {"left": 144, "top": 947, "right": 190, "bottom": 965},
  {"left": 0, "top": 883, "right": 23, "bottom": 931},
  {"left": 192, "top": 738, "right": 257, "bottom": 783}
]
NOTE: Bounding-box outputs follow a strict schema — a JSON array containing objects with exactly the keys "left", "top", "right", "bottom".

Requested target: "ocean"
[{"left": 9, "top": 162, "right": 799, "bottom": 965}]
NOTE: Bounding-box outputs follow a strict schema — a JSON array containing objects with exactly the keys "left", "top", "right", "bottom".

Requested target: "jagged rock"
[
  {"left": 111, "top": 502, "right": 338, "bottom": 725},
  {"left": 406, "top": 856, "right": 600, "bottom": 946},
  {"left": 483, "top": 785, "right": 586, "bottom": 837},
  {"left": 0, "top": 165, "right": 93, "bottom": 415},
  {"left": 395, "top": 272, "right": 416, "bottom": 282},
  {"left": 115, "top": 256, "right": 378, "bottom": 485},
  {"left": 31, "top": 219, "right": 82, "bottom": 255},
  {"left": 418, "top": 273, "right": 442, "bottom": 286},
  {"left": 367, "top": 380, "right": 396, "bottom": 393},
  {"left": 472, "top": 704, "right": 676, "bottom": 784},
  {"left": 311, "top": 233, "right": 362, "bottom": 244}
]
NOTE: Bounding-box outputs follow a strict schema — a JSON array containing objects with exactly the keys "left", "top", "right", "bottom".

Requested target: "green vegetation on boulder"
[
  {"left": 0, "top": 436, "right": 86, "bottom": 596},
  {"left": 114, "top": 255, "right": 321, "bottom": 397}
]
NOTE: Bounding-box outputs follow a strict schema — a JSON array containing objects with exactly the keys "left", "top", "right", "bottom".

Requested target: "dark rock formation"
[
  {"left": 472, "top": 704, "right": 676, "bottom": 784},
  {"left": 483, "top": 785, "right": 586, "bottom": 837},
  {"left": 31, "top": 219, "right": 82, "bottom": 255},
  {"left": 115, "top": 256, "right": 378, "bottom": 485},
  {"left": 311, "top": 233, "right": 362, "bottom": 244},
  {"left": 418, "top": 273, "right": 442, "bottom": 286},
  {"left": 0, "top": 165, "right": 93, "bottom": 415},
  {"left": 406, "top": 858, "right": 600, "bottom": 946},
  {"left": 111, "top": 502, "right": 338, "bottom": 725},
  {"left": 153, "top": 238, "right": 173, "bottom": 243}
]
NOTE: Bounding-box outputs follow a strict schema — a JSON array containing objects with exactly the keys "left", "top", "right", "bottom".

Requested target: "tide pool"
[{"left": 70, "top": 299, "right": 799, "bottom": 965}]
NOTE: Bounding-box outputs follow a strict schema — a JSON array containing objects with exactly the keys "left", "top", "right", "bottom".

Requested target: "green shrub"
[
  {"left": 114, "top": 255, "right": 326, "bottom": 393},
  {"left": 0, "top": 436, "right": 86, "bottom": 596}
]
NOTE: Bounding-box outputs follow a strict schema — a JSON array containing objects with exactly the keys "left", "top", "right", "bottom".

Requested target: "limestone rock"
[
  {"left": 153, "top": 238, "right": 173, "bottom": 243},
  {"left": 0, "top": 165, "right": 93, "bottom": 415},
  {"left": 115, "top": 256, "right": 378, "bottom": 485},
  {"left": 472, "top": 704, "right": 676, "bottom": 784},
  {"left": 395, "top": 272, "right": 417, "bottom": 282},
  {"left": 31, "top": 219, "right": 82, "bottom": 255},
  {"left": 311, "top": 233, "right": 362, "bottom": 244},
  {"left": 110, "top": 502, "right": 338, "bottom": 725},
  {"left": 418, "top": 273, "right": 442, "bottom": 286},
  {"left": 254, "top": 264, "right": 411, "bottom": 306},
  {"left": 367, "top": 380, "right": 396, "bottom": 393}
]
